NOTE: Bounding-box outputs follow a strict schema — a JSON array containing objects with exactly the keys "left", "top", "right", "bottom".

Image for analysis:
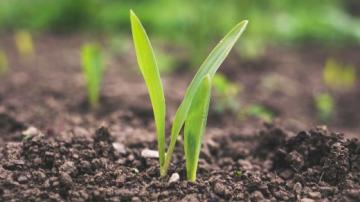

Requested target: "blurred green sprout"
[
  {"left": 0, "top": 50, "right": 9, "bottom": 75},
  {"left": 314, "top": 92, "right": 334, "bottom": 122},
  {"left": 130, "top": 10, "right": 247, "bottom": 181},
  {"left": 323, "top": 58, "right": 357, "bottom": 90},
  {"left": 81, "top": 43, "right": 104, "bottom": 109},
  {"left": 213, "top": 73, "right": 241, "bottom": 113},
  {"left": 14, "top": 30, "right": 35, "bottom": 57},
  {"left": 247, "top": 104, "right": 274, "bottom": 122}
]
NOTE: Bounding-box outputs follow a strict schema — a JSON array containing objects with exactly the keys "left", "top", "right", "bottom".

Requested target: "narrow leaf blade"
[
  {"left": 184, "top": 75, "right": 212, "bottom": 181},
  {"left": 130, "top": 10, "right": 166, "bottom": 167},
  {"left": 163, "top": 20, "right": 248, "bottom": 174},
  {"left": 81, "top": 43, "right": 103, "bottom": 108}
]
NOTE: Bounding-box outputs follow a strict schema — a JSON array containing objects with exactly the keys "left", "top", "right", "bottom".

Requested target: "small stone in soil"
[
  {"left": 300, "top": 198, "right": 315, "bottom": 202},
  {"left": 308, "top": 191, "right": 321, "bottom": 199},
  {"left": 112, "top": 143, "right": 126, "bottom": 154},
  {"left": 22, "top": 126, "right": 41, "bottom": 137},
  {"left": 169, "top": 173, "right": 180, "bottom": 183},
  {"left": 293, "top": 182, "right": 302, "bottom": 194},
  {"left": 141, "top": 149, "right": 159, "bottom": 158}
]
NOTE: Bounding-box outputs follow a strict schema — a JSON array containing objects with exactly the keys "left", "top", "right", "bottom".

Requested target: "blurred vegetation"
[
  {"left": 81, "top": 43, "right": 104, "bottom": 109},
  {"left": 323, "top": 58, "right": 357, "bottom": 90},
  {"left": 314, "top": 92, "right": 335, "bottom": 122},
  {"left": 14, "top": 30, "right": 35, "bottom": 57},
  {"left": 0, "top": 50, "right": 9, "bottom": 75},
  {"left": 213, "top": 74, "right": 241, "bottom": 113},
  {"left": 0, "top": 0, "right": 359, "bottom": 62},
  {"left": 246, "top": 104, "right": 275, "bottom": 122}
]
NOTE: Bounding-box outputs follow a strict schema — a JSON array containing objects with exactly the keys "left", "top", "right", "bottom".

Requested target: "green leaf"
[
  {"left": 184, "top": 75, "right": 212, "bottom": 182},
  {"left": 81, "top": 43, "right": 103, "bottom": 108},
  {"left": 0, "top": 50, "right": 9, "bottom": 75},
  {"left": 130, "top": 10, "right": 166, "bottom": 169},
  {"left": 163, "top": 20, "right": 248, "bottom": 175}
]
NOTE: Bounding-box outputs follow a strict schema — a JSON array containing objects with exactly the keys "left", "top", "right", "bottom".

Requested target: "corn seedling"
[
  {"left": 14, "top": 30, "right": 35, "bottom": 57},
  {"left": 247, "top": 104, "right": 274, "bottom": 122},
  {"left": 81, "top": 43, "right": 104, "bottom": 109},
  {"left": 323, "top": 58, "right": 356, "bottom": 90},
  {"left": 130, "top": 10, "right": 248, "bottom": 181},
  {"left": 314, "top": 92, "right": 334, "bottom": 122},
  {"left": 213, "top": 73, "right": 241, "bottom": 113},
  {"left": 0, "top": 50, "right": 9, "bottom": 75}
]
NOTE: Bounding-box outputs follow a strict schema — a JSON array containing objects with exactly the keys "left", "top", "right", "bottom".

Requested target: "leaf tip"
[{"left": 129, "top": 10, "right": 138, "bottom": 22}]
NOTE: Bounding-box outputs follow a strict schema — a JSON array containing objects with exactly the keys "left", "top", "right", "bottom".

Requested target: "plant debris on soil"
[{"left": 0, "top": 125, "right": 358, "bottom": 201}]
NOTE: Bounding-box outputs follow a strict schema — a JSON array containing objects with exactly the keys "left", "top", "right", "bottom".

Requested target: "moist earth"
[{"left": 0, "top": 125, "right": 358, "bottom": 201}]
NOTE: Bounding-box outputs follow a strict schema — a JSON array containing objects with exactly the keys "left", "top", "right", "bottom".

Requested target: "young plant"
[
  {"left": 130, "top": 10, "right": 248, "bottom": 181},
  {"left": 0, "top": 49, "right": 9, "bottom": 75},
  {"left": 323, "top": 58, "right": 356, "bottom": 90},
  {"left": 246, "top": 104, "right": 274, "bottom": 122},
  {"left": 14, "top": 30, "right": 35, "bottom": 57},
  {"left": 213, "top": 73, "right": 241, "bottom": 113},
  {"left": 314, "top": 92, "right": 334, "bottom": 122},
  {"left": 81, "top": 43, "right": 104, "bottom": 109}
]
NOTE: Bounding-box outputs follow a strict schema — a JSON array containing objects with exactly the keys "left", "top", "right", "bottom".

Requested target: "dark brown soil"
[
  {"left": 0, "top": 34, "right": 359, "bottom": 201},
  {"left": 0, "top": 125, "right": 359, "bottom": 201}
]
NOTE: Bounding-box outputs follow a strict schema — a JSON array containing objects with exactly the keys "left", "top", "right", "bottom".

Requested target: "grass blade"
[
  {"left": 163, "top": 20, "right": 248, "bottom": 175},
  {"left": 184, "top": 75, "right": 212, "bottom": 181},
  {"left": 130, "top": 10, "right": 166, "bottom": 170},
  {"left": 81, "top": 43, "right": 103, "bottom": 108}
]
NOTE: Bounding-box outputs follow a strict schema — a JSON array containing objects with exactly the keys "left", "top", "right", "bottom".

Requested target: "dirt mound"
[{"left": 0, "top": 126, "right": 358, "bottom": 201}]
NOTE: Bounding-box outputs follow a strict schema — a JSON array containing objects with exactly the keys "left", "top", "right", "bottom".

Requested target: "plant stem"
[{"left": 161, "top": 133, "right": 177, "bottom": 176}]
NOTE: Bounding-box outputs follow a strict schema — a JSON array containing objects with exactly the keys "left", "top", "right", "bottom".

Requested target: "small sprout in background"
[
  {"left": 108, "top": 34, "right": 131, "bottom": 55},
  {"left": 0, "top": 50, "right": 9, "bottom": 75},
  {"left": 156, "top": 50, "right": 178, "bottom": 74},
  {"left": 213, "top": 73, "right": 241, "bottom": 113},
  {"left": 14, "top": 30, "right": 35, "bottom": 57},
  {"left": 314, "top": 92, "right": 334, "bottom": 122},
  {"left": 234, "top": 170, "right": 242, "bottom": 177},
  {"left": 81, "top": 43, "right": 104, "bottom": 109},
  {"left": 130, "top": 10, "right": 248, "bottom": 181},
  {"left": 246, "top": 104, "right": 274, "bottom": 122},
  {"left": 323, "top": 58, "right": 357, "bottom": 90}
]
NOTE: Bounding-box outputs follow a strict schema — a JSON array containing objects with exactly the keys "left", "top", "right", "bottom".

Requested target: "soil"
[
  {"left": 0, "top": 34, "right": 359, "bottom": 201},
  {"left": 0, "top": 125, "right": 359, "bottom": 201}
]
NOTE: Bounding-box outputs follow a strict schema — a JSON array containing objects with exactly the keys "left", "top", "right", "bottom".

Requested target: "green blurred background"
[{"left": 0, "top": 0, "right": 359, "bottom": 62}]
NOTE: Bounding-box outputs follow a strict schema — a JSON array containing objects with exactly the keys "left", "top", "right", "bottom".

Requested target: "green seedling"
[
  {"left": 314, "top": 92, "right": 334, "bottom": 122},
  {"left": 0, "top": 50, "right": 9, "bottom": 75},
  {"left": 81, "top": 43, "right": 104, "bottom": 109},
  {"left": 130, "top": 10, "right": 248, "bottom": 181},
  {"left": 323, "top": 58, "right": 356, "bottom": 90},
  {"left": 213, "top": 73, "right": 241, "bottom": 113},
  {"left": 14, "top": 30, "right": 35, "bottom": 57},
  {"left": 247, "top": 104, "right": 274, "bottom": 122}
]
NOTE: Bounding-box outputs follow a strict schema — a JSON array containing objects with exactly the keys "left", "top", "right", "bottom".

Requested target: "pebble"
[
  {"left": 293, "top": 182, "right": 302, "bottom": 194},
  {"left": 141, "top": 149, "right": 159, "bottom": 158},
  {"left": 112, "top": 143, "right": 126, "bottom": 154},
  {"left": 17, "top": 175, "right": 28, "bottom": 183},
  {"left": 22, "top": 126, "right": 41, "bottom": 137},
  {"left": 300, "top": 198, "right": 315, "bottom": 202},
  {"left": 308, "top": 191, "right": 321, "bottom": 199},
  {"left": 169, "top": 173, "right": 180, "bottom": 183}
]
